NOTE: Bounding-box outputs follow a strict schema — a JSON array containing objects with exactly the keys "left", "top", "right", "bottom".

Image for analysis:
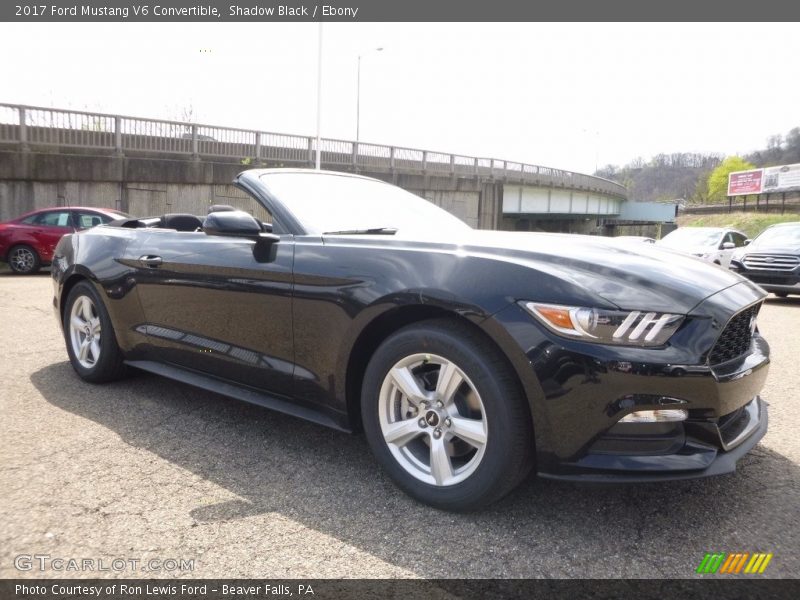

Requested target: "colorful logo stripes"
[{"left": 696, "top": 552, "right": 773, "bottom": 574}]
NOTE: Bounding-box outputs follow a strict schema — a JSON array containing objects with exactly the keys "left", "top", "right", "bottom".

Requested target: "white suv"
[{"left": 657, "top": 227, "right": 748, "bottom": 268}]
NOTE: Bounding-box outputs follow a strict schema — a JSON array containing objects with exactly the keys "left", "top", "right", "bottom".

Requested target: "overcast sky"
[{"left": 2, "top": 22, "right": 798, "bottom": 174}]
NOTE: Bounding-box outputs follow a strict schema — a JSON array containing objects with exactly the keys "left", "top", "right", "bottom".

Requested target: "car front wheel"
[
  {"left": 8, "top": 245, "right": 41, "bottom": 274},
  {"left": 63, "top": 281, "right": 127, "bottom": 383},
  {"left": 361, "top": 319, "right": 534, "bottom": 511}
]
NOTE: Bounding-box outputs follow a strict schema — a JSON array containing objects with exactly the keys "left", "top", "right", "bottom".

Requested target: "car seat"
[{"left": 160, "top": 213, "right": 204, "bottom": 232}]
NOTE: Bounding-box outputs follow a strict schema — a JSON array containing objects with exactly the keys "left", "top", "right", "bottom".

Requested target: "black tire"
[
  {"left": 8, "top": 244, "right": 41, "bottom": 274},
  {"left": 63, "top": 281, "right": 127, "bottom": 383},
  {"left": 774, "top": 292, "right": 789, "bottom": 298},
  {"left": 361, "top": 318, "right": 534, "bottom": 511}
]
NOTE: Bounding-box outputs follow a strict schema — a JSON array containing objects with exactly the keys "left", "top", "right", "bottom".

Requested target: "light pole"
[
  {"left": 356, "top": 47, "right": 383, "bottom": 145},
  {"left": 582, "top": 128, "right": 600, "bottom": 174},
  {"left": 315, "top": 23, "right": 324, "bottom": 170}
]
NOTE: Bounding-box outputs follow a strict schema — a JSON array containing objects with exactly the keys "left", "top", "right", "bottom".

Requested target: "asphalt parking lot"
[{"left": 1, "top": 272, "right": 799, "bottom": 579}]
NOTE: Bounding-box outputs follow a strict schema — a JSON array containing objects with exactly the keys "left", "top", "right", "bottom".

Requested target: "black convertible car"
[{"left": 52, "top": 169, "right": 770, "bottom": 510}]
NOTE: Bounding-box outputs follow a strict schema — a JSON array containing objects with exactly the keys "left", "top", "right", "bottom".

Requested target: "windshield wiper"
[{"left": 323, "top": 227, "right": 398, "bottom": 235}]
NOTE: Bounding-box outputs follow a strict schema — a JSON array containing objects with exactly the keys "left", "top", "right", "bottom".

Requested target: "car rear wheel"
[
  {"left": 361, "top": 319, "right": 534, "bottom": 511},
  {"left": 63, "top": 281, "right": 127, "bottom": 383},
  {"left": 8, "top": 245, "right": 41, "bottom": 274}
]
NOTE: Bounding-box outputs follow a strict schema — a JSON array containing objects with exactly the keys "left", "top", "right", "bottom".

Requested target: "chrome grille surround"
[{"left": 742, "top": 253, "right": 799, "bottom": 271}]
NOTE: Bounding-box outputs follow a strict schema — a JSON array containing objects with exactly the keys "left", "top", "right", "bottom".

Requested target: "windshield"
[
  {"left": 751, "top": 225, "right": 800, "bottom": 247},
  {"left": 259, "top": 172, "right": 472, "bottom": 236},
  {"left": 659, "top": 228, "right": 723, "bottom": 248}
]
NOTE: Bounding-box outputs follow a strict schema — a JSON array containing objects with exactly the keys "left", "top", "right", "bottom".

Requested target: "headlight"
[{"left": 520, "top": 302, "right": 684, "bottom": 347}]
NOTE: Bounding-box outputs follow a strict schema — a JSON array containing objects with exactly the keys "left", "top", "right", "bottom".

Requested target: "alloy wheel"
[
  {"left": 10, "top": 247, "right": 35, "bottom": 273},
  {"left": 69, "top": 295, "right": 102, "bottom": 369},
  {"left": 378, "top": 353, "right": 488, "bottom": 486}
]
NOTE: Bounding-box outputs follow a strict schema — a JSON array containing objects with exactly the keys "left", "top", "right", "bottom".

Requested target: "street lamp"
[
  {"left": 582, "top": 128, "right": 600, "bottom": 174},
  {"left": 356, "top": 47, "right": 383, "bottom": 145},
  {"left": 315, "top": 23, "right": 324, "bottom": 170}
]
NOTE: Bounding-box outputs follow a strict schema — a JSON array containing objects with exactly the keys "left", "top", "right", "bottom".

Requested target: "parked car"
[
  {"left": 657, "top": 227, "right": 748, "bottom": 268},
  {"left": 52, "top": 169, "right": 769, "bottom": 510},
  {"left": 730, "top": 222, "right": 800, "bottom": 297},
  {"left": 0, "top": 207, "right": 129, "bottom": 274}
]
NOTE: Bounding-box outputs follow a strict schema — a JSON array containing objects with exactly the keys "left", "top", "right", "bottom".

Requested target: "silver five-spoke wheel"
[
  {"left": 363, "top": 320, "right": 533, "bottom": 509},
  {"left": 69, "top": 295, "right": 102, "bottom": 369},
  {"left": 378, "top": 353, "right": 488, "bottom": 486}
]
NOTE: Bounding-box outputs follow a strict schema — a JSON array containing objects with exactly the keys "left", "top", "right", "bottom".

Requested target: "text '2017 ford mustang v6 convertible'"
[{"left": 52, "top": 169, "right": 770, "bottom": 510}]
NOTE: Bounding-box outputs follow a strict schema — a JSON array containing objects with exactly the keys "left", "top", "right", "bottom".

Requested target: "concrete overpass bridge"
[{"left": 0, "top": 103, "right": 628, "bottom": 232}]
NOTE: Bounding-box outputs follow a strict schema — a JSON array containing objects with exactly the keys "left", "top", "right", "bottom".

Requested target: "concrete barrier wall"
[
  {"left": 0, "top": 147, "right": 598, "bottom": 233},
  {"left": 0, "top": 180, "right": 271, "bottom": 222},
  {"left": 0, "top": 180, "right": 122, "bottom": 220},
  {"left": 0, "top": 150, "right": 504, "bottom": 227}
]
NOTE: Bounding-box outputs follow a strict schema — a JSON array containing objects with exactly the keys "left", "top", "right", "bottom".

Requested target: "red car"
[{"left": 0, "top": 206, "right": 130, "bottom": 274}]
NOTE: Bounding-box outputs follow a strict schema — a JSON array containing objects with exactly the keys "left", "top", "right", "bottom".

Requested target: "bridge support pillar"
[{"left": 478, "top": 181, "right": 502, "bottom": 230}]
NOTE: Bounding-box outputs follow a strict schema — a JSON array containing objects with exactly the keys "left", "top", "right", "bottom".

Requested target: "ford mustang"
[{"left": 51, "top": 169, "right": 770, "bottom": 510}]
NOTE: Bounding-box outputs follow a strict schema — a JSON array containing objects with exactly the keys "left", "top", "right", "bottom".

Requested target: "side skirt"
[{"left": 125, "top": 360, "right": 351, "bottom": 433}]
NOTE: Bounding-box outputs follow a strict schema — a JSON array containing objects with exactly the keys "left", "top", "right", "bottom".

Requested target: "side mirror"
[
  {"left": 204, "top": 210, "right": 280, "bottom": 261},
  {"left": 721, "top": 242, "right": 735, "bottom": 250},
  {"left": 744, "top": 239, "right": 751, "bottom": 246}
]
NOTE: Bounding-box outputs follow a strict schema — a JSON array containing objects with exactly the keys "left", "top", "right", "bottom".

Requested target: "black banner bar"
[{"left": 3, "top": 0, "right": 800, "bottom": 22}]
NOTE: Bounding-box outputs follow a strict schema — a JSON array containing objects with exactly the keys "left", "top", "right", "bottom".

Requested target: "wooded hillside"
[{"left": 595, "top": 126, "right": 800, "bottom": 203}]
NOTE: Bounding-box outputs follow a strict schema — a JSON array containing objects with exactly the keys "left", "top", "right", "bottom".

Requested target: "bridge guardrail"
[{"left": 0, "top": 102, "right": 627, "bottom": 199}]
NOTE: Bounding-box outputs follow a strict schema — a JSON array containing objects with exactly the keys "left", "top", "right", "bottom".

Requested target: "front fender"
[{"left": 53, "top": 228, "right": 147, "bottom": 355}]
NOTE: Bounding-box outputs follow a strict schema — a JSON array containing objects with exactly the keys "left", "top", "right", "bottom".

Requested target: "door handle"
[{"left": 139, "top": 255, "right": 163, "bottom": 268}]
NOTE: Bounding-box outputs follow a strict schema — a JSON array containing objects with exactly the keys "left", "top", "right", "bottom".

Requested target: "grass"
[{"left": 676, "top": 212, "right": 800, "bottom": 238}]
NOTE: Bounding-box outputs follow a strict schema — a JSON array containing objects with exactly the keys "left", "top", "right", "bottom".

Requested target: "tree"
[
  {"left": 594, "top": 164, "right": 618, "bottom": 179},
  {"left": 706, "top": 156, "right": 756, "bottom": 204},
  {"left": 691, "top": 175, "right": 711, "bottom": 204},
  {"left": 785, "top": 127, "right": 800, "bottom": 163}
]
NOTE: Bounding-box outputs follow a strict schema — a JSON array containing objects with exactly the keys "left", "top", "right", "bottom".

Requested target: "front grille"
[
  {"left": 708, "top": 303, "right": 760, "bottom": 365},
  {"left": 748, "top": 274, "right": 792, "bottom": 285},
  {"left": 743, "top": 253, "right": 800, "bottom": 271}
]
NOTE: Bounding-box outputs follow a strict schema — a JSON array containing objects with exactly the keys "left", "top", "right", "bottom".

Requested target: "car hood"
[
  {"left": 450, "top": 230, "right": 756, "bottom": 314},
  {"left": 741, "top": 244, "right": 800, "bottom": 254},
  {"left": 655, "top": 243, "right": 716, "bottom": 255}
]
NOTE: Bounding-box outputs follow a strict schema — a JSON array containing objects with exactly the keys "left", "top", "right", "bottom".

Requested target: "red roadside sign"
[{"left": 727, "top": 170, "right": 763, "bottom": 196}]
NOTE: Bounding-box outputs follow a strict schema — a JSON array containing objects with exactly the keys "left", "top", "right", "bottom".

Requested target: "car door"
[
  {"left": 31, "top": 210, "right": 76, "bottom": 261},
  {"left": 131, "top": 227, "right": 296, "bottom": 398}
]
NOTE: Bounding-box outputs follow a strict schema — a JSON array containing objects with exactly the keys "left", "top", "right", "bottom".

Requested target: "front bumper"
[
  {"left": 731, "top": 262, "right": 800, "bottom": 295},
  {"left": 539, "top": 396, "right": 767, "bottom": 483},
  {"left": 487, "top": 284, "right": 770, "bottom": 483}
]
